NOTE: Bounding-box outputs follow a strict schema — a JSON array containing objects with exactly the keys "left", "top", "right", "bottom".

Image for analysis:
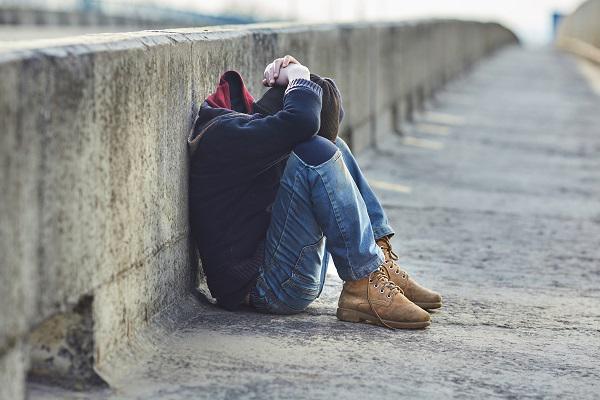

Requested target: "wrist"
[{"left": 286, "top": 65, "right": 310, "bottom": 83}]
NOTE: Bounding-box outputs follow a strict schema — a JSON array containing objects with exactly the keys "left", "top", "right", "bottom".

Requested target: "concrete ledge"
[
  {"left": 0, "top": 20, "right": 517, "bottom": 397},
  {"left": 557, "top": 0, "right": 600, "bottom": 64},
  {"left": 558, "top": 36, "right": 600, "bottom": 66}
]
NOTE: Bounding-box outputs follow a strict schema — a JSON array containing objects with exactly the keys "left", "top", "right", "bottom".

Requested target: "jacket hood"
[
  {"left": 188, "top": 70, "right": 255, "bottom": 157},
  {"left": 206, "top": 70, "right": 254, "bottom": 114}
]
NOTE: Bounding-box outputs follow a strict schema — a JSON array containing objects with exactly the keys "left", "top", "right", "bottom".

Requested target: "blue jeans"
[{"left": 249, "top": 138, "right": 395, "bottom": 314}]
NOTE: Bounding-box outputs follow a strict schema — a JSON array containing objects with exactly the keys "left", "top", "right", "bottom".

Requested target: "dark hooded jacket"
[{"left": 188, "top": 71, "right": 323, "bottom": 310}]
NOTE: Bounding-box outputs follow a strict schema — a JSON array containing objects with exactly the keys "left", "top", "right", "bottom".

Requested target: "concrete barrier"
[
  {"left": 557, "top": 0, "right": 600, "bottom": 64},
  {"left": 0, "top": 20, "right": 517, "bottom": 398}
]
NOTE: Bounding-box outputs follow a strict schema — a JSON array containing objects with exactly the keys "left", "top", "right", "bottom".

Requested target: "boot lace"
[
  {"left": 379, "top": 236, "right": 399, "bottom": 261},
  {"left": 367, "top": 266, "right": 404, "bottom": 329},
  {"left": 388, "top": 261, "right": 408, "bottom": 279}
]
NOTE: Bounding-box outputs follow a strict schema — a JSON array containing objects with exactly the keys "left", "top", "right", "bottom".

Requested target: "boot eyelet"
[
  {"left": 374, "top": 284, "right": 378, "bottom": 288},
  {"left": 387, "top": 294, "right": 391, "bottom": 298},
  {"left": 395, "top": 270, "right": 400, "bottom": 274},
  {"left": 380, "top": 289, "right": 384, "bottom": 294}
]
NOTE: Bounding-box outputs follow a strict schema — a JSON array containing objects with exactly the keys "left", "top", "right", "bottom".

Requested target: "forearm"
[{"left": 281, "top": 78, "right": 323, "bottom": 140}]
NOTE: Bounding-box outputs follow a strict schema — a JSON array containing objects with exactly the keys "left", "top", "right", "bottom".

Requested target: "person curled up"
[{"left": 188, "top": 55, "right": 442, "bottom": 329}]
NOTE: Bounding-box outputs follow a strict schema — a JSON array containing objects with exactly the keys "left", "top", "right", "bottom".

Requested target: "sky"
[{"left": 5, "top": 0, "right": 586, "bottom": 44}]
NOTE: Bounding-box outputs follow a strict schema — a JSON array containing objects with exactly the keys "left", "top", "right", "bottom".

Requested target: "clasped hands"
[{"left": 262, "top": 55, "right": 310, "bottom": 87}]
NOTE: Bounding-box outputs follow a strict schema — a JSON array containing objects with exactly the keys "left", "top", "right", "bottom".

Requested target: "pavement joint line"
[
  {"left": 368, "top": 180, "right": 412, "bottom": 194},
  {"left": 402, "top": 136, "right": 445, "bottom": 150}
]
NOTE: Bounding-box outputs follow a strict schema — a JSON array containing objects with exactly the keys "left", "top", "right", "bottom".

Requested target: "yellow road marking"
[
  {"left": 369, "top": 180, "right": 412, "bottom": 194},
  {"left": 424, "top": 112, "right": 465, "bottom": 125},
  {"left": 403, "top": 136, "right": 444, "bottom": 150},
  {"left": 415, "top": 123, "right": 450, "bottom": 136}
]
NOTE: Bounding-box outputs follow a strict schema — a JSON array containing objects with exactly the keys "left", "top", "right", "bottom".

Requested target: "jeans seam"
[
  {"left": 336, "top": 137, "right": 395, "bottom": 243},
  {"left": 314, "top": 156, "right": 354, "bottom": 276},
  {"left": 266, "top": 169, "right": 302, "bottom": 269},
  {"left": 283, "top": 237, "right": 324, "bottom": 290},
  {"left": 292, "top": 149, "right": 342, "bottom": 169}
]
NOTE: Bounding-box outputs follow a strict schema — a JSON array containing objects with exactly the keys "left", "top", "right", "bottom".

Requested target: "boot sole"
[
  {"left": 336, "top": 308, "right": 430, "bottom": 329},
  {"left": 415, "top": 302, "right": 442, "bottom": 310}
]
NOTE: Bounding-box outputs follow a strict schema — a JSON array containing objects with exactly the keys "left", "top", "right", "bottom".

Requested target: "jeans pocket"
[{"left": 282, "top": 237, "right": 325, "bottom": 305}]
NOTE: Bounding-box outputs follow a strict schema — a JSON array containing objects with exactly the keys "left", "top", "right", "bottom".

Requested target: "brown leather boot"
[
  {"left": 337, "top": 266, "right": 430, "bottom": 329},
  {"left": 377, "top": 236, "right": 443, "bottom": 310}
]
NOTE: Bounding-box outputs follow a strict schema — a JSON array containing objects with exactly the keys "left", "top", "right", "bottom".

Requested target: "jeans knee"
[
  {"left": 335, "top": 136, "right": 350, "bottom": 151},
  {"left": 293, "top": 136, "right": 338, "bottom": 166}
]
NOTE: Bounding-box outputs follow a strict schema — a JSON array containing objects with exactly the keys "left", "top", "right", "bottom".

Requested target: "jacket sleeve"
[{"left": 216, "top": 78, "right": 323, "bottom": 161}]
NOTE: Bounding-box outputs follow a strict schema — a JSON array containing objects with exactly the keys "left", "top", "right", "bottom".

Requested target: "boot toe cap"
[
  {"left": 397, "top": 300, "right": 431, "bottom": 323},
  {"left": 414, "top": 289, "right": 443, "bottom": 309}
]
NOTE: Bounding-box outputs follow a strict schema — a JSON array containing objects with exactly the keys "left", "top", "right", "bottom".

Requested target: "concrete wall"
[
  {"left": 0, "top": 21, "right": 517, "bottom": 398},
  {"left": 557, "top": 0, "right": 600, "bottom": 64}
]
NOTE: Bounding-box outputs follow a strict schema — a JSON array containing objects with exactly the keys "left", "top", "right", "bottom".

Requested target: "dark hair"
[{"left": 309, "top": 73, "right": 343, "bottom": 142}]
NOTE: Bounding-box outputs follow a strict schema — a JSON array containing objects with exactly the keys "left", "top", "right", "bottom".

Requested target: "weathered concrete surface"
[
  {"left": 0, "top": 20, "right": 516, "bottom": 397},
  {"left": 557, "top": 0, "right": 600, "bottom": 64},
  {"left": 0, "top": 340, "right": 27, "bottom": 400},
  {"left": 28, "top": 46, "right": 600, "bottom": 399},
  {"left": 28, "top": 296, "right": 107, "bottom": 389}
]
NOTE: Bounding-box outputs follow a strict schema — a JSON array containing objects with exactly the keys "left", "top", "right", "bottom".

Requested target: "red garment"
[{"left": 205, "top": 70, "right": 254, "bottom": 114}]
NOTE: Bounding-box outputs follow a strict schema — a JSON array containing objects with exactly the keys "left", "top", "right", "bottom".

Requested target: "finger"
[
  {"left": 283, "top": 55, "right": 299, "bottom": 67},
  {"left": 285, "top": 55, "right": 299, "bottom": 66},
  {"left": 273, "top": 58, "right": 284, "bottom": 79},
  {"left": 262, "top": 78, "right": 268, "bottom": 86},
  {"left": 267, "top": 66, "right": 276, "bottom": 85},
  {"left": 265, "top": 63, "right": 275, "bottom": 85},
  {"left": 265, "top": 61, "right": 275, "bottom": 84},
  {"left": 282, "top": 55, "right": 291, "bottom": 68}
]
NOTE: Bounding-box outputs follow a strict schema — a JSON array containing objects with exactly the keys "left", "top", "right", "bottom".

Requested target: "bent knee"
[{"left": 293, "top": 135, "right": 338, "bottom": 166}]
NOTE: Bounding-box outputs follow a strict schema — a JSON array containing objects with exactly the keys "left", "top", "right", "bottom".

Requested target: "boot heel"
[{"left": 336, "top": 308, "right": 362, "bottom": 323}]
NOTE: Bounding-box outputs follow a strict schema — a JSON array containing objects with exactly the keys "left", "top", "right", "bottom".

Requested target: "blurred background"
[{"left": 0, "top": 0, "right": 586, "bottom": 44}]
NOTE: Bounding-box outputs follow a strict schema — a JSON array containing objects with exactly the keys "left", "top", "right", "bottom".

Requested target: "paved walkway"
[{"left": 32, "top": 46, "right": 600, "bottom": 399}]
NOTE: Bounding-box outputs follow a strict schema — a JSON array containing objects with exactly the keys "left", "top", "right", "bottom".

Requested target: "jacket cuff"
[{"left": 285, "top": 78, "right": 323, "bottom": 97}]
